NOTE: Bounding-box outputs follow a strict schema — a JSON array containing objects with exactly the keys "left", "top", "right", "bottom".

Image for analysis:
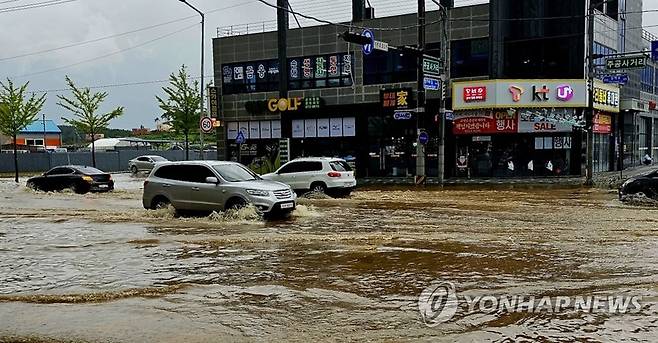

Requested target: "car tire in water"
[
  {"left": 310, "top": 182, "right": 327, "bottom": 194},
  {"left": 151, "top": 196, "right": 171, "bottom": 210},
  {"left": 226, "top": 197, "right": 248, "bottom": 211},
  {"left": 26, "top": 181, "right": 37, "bottom": 190},
  {"left": 130, "top": 165, "right": 138, "bottom": 174},
  {"left": 72, "top": 183, "right": 90, "bottom": 195}
]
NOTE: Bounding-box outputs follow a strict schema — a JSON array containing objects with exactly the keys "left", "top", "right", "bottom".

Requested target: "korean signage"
[
  {"left": 463, "top": 86, "right": 486, "bottom": 102},
  {"left": 207, "top": 85, "right": 218, "bottom": 118},
  {"left": 422, "top": 55, "right": 442, "bottom": 77},
  {"left": 592, "top": 80, "right": 620, "bottom": 113},
  {"left": 454, "top": 108, "right": 579, "bottom": 135},
  {"left": 222, "top": 53, "right": 353, "bottom": 95},
  {"left": 452, "top": 110, "right": 517, "bottom": 135},
  {"left": 381, "top": 88, "right": 412, "bottom": 110},
  {"left": 593, "top": 112, "right": 612, "bottom": 134},
  {"left": 605, "top": 55, "right": 647, "bottom": 71},
  {"left": 267, "top": 97, "right": 303, "bottom": 112},
  {"left": 452, "top": 80, "right": 588, "bottom": 110}
]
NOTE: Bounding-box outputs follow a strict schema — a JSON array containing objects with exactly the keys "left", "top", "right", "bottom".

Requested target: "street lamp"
[{"left": 178, "top": 0, "right": 205, "bottom": 160}]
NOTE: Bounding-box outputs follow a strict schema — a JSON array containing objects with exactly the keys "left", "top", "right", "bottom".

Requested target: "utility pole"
[
  {"left": 437, "top": 3, "right": 449, "bottom": 183},
  {"left": 585, "top": 0, "right": 595, "bottom": 185},
  {"left": 277, "top": 0, "right": 289, "bottom": 99},
  {"left": 415, "top": 0, "right": 426, "bottom": 185}
]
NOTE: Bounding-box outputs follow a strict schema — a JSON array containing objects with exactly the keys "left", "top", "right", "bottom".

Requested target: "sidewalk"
[{"left": 358, "top": 176, "right": 585, "bottom": 186}]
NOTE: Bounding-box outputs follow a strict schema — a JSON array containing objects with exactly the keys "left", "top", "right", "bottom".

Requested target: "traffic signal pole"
[
  {"left": 586, "top": 1, "right": 595, "bottom": 185},
  {"left": 416, "top": 0, "right": 426, "bottom": 185}
]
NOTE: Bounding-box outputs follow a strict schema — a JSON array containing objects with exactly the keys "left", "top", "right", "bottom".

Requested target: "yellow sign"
[{"left": 267, "top": 97, "right": 303, "bottom": 112}]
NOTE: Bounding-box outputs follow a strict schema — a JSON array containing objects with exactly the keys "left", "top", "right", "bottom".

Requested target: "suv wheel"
[
  {"left": 310, "top": 182, "right": 327, "bottom": 194},
  {"left": 226, "top": 197, "right": 248, "bottom": 211},
  {"left": 151, "top": 196, "right": 171, "bottom": 210}
]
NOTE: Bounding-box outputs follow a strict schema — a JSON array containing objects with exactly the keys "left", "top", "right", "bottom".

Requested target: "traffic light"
[{"left": 338, "top": 31, "right": 372, "bottom": 45}]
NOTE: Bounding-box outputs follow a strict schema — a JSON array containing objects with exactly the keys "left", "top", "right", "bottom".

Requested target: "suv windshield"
[{"left": 213, "top": 164, "right": 260, "bottom": 182}]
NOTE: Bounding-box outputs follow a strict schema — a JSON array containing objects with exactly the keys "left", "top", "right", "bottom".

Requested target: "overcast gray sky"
[{"left": 1, "top": 0, "right": 657, "bottom": 129}]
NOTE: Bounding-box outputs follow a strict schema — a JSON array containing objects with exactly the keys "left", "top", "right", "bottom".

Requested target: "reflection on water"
[{"left": 1, "top": 179, "right": 658, "bottom": 341}]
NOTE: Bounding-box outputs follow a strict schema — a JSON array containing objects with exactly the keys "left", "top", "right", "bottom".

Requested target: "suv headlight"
[{"left": 246, "top": 189, "right": 270, "bottom": 197}]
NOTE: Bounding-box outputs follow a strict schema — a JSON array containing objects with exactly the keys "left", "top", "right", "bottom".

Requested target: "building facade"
[
  {"left": 4, "top": 119, "right": 62, "bottom": 149},
  {"left": 212, "top": 0, "right": 644, "bottom": 178}
]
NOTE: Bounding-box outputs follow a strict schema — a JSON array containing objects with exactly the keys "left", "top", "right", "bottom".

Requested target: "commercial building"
[{"left": 212, "top": 0, "right": 645, "bottom": 178}]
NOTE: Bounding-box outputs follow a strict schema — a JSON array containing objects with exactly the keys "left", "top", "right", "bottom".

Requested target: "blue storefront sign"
[{"left": 423, "top": 77, "right": 441, "bottom": 91}]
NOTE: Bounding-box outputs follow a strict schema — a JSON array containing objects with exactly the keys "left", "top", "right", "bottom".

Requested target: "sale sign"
[{"left": 463, "top": 86, "right": 487, "bottom": 102}]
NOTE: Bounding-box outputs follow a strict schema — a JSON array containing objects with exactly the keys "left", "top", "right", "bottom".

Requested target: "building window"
[
  {"left": 593, "top": 43, "right": 617, "bottom": 79},
  {"left": 25, "top": 139, "right": 44, "bottom": 146},
  {"left": 641, "top": 65, "right": 654, "bottom": 93},
  {"left": 363, "top": 49, "right": 417, "bottom": 85},
  {"left": 451, "top": 38, "right": 488, "bottom": 78}
]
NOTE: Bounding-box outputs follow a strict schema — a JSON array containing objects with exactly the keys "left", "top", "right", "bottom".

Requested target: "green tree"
[
  {"left": 156, "top": 65, "right": 200, "bottom": 160},
  {"left": 57, "top": 76, "right": 124, "bottom": 167},
  {"left": 0, "top": 79, "right": 46, "bottom": 183}
]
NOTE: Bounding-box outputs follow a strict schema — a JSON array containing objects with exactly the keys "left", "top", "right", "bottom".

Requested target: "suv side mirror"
[{"left": 205, "top": 176, "right": 219, "bottom": 184}]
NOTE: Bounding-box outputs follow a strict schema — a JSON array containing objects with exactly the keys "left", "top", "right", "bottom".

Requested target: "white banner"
[
  {"left": 343, "top": 117, "right": 356, "bottom": 137},
  {"left": 260, "top": 121, "right": 271, "bottom": 139},
  {"left": 227, "top": 122, "right": 238, "bottom": 139},
  {"left": 317, "top": 118, "right": 330, "bottom": 137},
  {"left": 292, "top": 119, "right": 304, "bottom": 138},
  {"left": 238, "top": 122, "right": 249, "bottom": 139},
  {"left": 249, "top": 121, "right": 260, "bottom": 139},
  {"left": 330, "top": 118, "right": 342, "bottom": 137},
  {"left": 305, "top": 119, "right": 317, "bottom": 138},
  {"left": 271, "top": 120, "right": 282, "bottom": 138}
]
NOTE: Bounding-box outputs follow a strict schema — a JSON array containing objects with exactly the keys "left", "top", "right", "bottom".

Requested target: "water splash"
[{"left": 0, "top": 285, "right": 186, "bottom": 304}]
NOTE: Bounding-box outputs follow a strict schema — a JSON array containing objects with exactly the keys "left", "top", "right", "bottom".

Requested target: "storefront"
[
  {"left": 451, "top": 79, "right": 592, "bottom": 178},
  {"left": 591, "top": 81, "right": 620, "bottom": 172}
]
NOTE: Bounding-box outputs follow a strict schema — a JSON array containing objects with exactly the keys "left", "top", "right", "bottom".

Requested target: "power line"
[
  {"left": 0, "top": 0, "right": 76, "bottom": 13},
  {"left": 11, "top": 23, "right": 199, "bottom": 79},
  {"left": 0, "top": 1, "right": 255, "bottom": 62},
  {"left": 30, "top": 74, "right": 214, "bottom": 93}
]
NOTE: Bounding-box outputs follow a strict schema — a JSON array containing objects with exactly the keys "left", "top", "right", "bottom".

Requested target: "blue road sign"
[
  {"left": 393, "top": 111, "right": 412, "bottom": 120},
  {"left": 423, "top": 77, "right": 440, "bottom": 91},
  {"left": 362, "top": 29, "right": 374, "bottom": 56},
  {"left": 419, "top": 132, "right": 429, "bottom": 145},
  {"left": 652, "top": 41, "right": 658, "bottom": 62},
  {"left": 603, "top": 74, "right": 629, "bottom": 85},
  {"left": 236, "top": 131, "right": 245, "bottom": 145}
]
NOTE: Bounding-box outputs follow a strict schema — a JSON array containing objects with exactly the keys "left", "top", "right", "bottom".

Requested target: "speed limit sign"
[{"left": 199, "top": 117, "right": 213, "bottom": 133}]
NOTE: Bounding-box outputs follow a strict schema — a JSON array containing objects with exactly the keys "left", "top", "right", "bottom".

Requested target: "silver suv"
[{"left": 143, "top": 161, "right": 296, "bottom": 215}]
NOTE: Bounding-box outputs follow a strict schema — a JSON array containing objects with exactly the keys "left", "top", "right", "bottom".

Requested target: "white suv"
[{"left": 262, "top": 157, "right": 356, "bottom": 196}]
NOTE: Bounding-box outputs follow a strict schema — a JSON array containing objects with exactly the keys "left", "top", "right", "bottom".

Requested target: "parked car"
[
  {"left": 261, "top": 157, "right": 356, "bottom": 196},
  {"left": 142, "top": 161, "right": 296, "bottom": 216},
  {"left": 128, "top": 155, "right": 168, "bottom": 174},
  {"left": 27, "top": 165, "right": 114, "bottom": 194},
  {"left": 619, "top": 169, "right": 658, "bottom": 199}
]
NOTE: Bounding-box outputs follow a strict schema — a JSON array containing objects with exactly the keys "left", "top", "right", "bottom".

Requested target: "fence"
[{"left": 0, "top": 150, "right": 207, "bottom": 173}]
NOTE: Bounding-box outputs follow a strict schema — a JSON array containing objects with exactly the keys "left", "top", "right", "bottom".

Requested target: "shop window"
[
  {"left": 363, "top": 49, "right": 417, "bottom": 85},
  {"left": 451, "top": 38, "right": 488, "bottom": 78},
  {"left": 25, "top": 139, "right": 44, "bottom": 146}
]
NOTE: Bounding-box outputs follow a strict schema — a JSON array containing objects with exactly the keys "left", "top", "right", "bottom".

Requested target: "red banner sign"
[
  {"left": 453, "top": 111, "right": 517, "bottom": 135},
  {"left": 463, "top": 86, "right": 487, "bottom": 102},
  {"left": 593, "top": 113, "right": 612, "bottom": 134}
]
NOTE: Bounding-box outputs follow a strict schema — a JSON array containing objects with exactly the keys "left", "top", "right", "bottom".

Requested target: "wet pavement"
[{"left": 1, "top": 174, "right": 658, "bottom": 342}]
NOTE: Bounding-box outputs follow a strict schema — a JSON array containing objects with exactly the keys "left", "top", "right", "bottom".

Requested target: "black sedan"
[
  {"left": 619, "top": 169, "right": 658, "bottom": 199},
  {"left": 27, "top": 165, "right": 114, "bottom": 194}
]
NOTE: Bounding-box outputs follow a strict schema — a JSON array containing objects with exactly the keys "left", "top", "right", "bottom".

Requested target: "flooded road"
[{"left": 1, "top": 174, "right": 657, "bottom": 342}]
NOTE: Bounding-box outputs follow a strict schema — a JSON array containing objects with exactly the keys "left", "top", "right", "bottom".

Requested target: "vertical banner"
[
  {"left": 227, "top": 122, "right": 238, "bottom": 140},
  {"left": 260, "top": 121, "right": 272, "bottom": 139},
  {"left": 249, "top": 121, "right": 260, "bottom": 139},
  {"left": 238, "top": 122, "right": 249, "bottom": 139},
  {"left": 292, "top": 119, "right": 304, "bottom": 138},
  {"left": 343, "top": 117, "right": 356, "bottom": 137},
  {"left": 317, "top": 118, "right": 330, "bottom": 137},
  {"left": 304, "top": 119, "right": 317, "bottom": 137},
  {"left": 330, "top": 117, "right": 343, "bottom": 137},
  {"left": 271, "top": 120, "right": 282, "bottom": 139}
]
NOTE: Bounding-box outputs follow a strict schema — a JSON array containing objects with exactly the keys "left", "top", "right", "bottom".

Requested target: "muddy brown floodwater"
[{"left": 1, "top": 174, "right": 657, "bottom": 342}]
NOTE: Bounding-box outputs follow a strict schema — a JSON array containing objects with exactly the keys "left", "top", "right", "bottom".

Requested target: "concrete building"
[{"left": 212, "top": 0, "right": 648, "bottom": 178}]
